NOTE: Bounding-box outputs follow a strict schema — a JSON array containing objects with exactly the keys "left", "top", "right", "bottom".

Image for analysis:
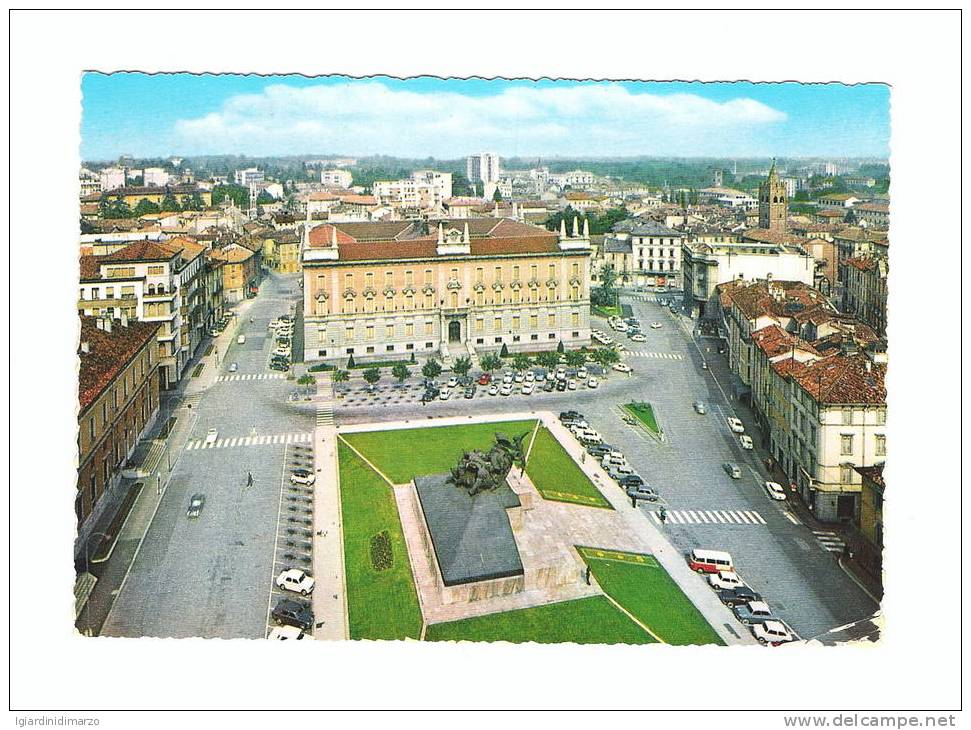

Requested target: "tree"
[
  {"left": 422, "top": 358, "right": 442, "bottom": 380},
  {"left": 212, "top": 184, "right": 250, "bottom": 209},
  {"left": 480, "top": 353, "right": 502, "bottom": 373},
  {"left": 257, "top": 189, "right": 275, "bottom": 205},
  {"left": 492, "top": 187, "right": 503, "bottom": 202},
  {"left": 535, "top": 351, "right": 559, "bottom": 371},
  {"left": 591, "top": 348, "right": 620, "bottom": 369},
  {"left": 297, "top": 374, "right": 315, "bottom": 386},
  {"left": 556, "top": 340, "right": 565, "bottom": 354},
  {"left": 346, "top": 353, "right": 356, "bottom": 369},
  {"left": 161, "top": 193, "right": 181, "bottom": 212},
  {"left": 362, "top": 367, "right": 381, "bottom": 391},
  {"left": 133, "top": 198, "right": 160, "bottom": 217},
  {"left": 182, "top": 193, "right": 205, "bottom": 211},
  {"left": 391, "top": 361, "right": 410, "bottom": 386},
  {"left": 332, "top": 369, "right": 350, "bottom": 392},
  {"left": 565, "top": 350, "right": 587, "bottom": 368},
  {"left": 452, "top": 356, "right": 472, "bottom": 378},
  {"left": 99, "top": 197, "right": 132, "bottom": 219},
  {"left": 512, "top": 353, "right": 532, "bottom": 372},
  {"left": 591, "top": 263, "right": 619, "bottom": 308},
  {"left": 499, "top": 342, "right": 510, "bottom": 358}
]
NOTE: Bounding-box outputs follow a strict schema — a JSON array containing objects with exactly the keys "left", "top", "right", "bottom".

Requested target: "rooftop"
[{"left": 78, "top": 316, "right": 160, "bottom": 412}]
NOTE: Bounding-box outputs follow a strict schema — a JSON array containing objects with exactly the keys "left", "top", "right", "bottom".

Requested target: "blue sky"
[{"left": 81, "top": 73, "right": 889, "bottom": 161}]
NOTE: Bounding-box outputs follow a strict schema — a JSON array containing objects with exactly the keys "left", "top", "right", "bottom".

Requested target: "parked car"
[
  {"left": 555, "top": 380, "right": 567, "bottom": 392},
  {"left": 268, "top": 625, "right": 305, "bottom": 640},
  {"left": 618, "top": 474, "right": 645, "bottom": 488},
  {"left": 559, "top": 410, "right": 583, "bottom": 421},
  {"left": 205, "top": 428, "right": 218, "bottom": 446},
  {"left": 228, "top": 362, "right": 238, "bottom": 373},
  {"left": 500, "top": 383, "right": 513, "bottom": 396},
  {"left": 488, "top": 383, "right": 500, "bottom": 396},
  {"left": 237, "top": 335, "right": 246, "bottom": 345},
  {"left": 587, "top": 377, "right": 599, "bottom": 389},
  {"left": 564, "top": 419, "right": 590, "bottom": 431},
  {"left": 739, "top": 435, "right": 754, "bottom": 450},
  {"left": 764, "top": 481, "right": 787, "bottom": 500},
  {"left": 601, "top": 450, "right": 626, "bottom": 466},
  {"left": 707, "top": 571, "right": 745, "bottom": 590},
  {"left": 629, "top": 333, "right": 647, "bottom": 342},
  {"left": 464, "top": 385, "right": 477, "bottom": 399},
  {"left": 478, "top": 373, "right": 491, "bottom": 385},
  {"left": 576, "top": 367, "right": 588, "bottom": 380},
  {"left": 693, "top": 401, "right": 706, "bottom": 414},
  {"left": 524, "top": 371, "right": 534, "bottom": 382},
  {"left": 521, "top": 383, "right": 534, "bottom": 395},
  {"left": 586, "top": 443, "right": 612, "bottom": 457},
  {"left": 575, "top": 430, "right": 603, "bottom": 444},
  {"left": 290, "top": 468, "right": 315, "bottom": 486},
  {"left": 612, "top": 363, "right": 633, "bottom": 374},
  {"left": 567, "top": 379, "right": 577, "bottom": 390},
  {"left": 271, "top": 598, "right": 314, "bottom": 631},
  {"left": 650, "top": 322, "right": 662, "bottom": 329},
  {"left": 513, "top": 372, "right": 525, "bottom": 383},
  {"left": 543, "top": 380, "right": 555, "bottom": 392},
  {"left": 626, "top": 484, "right": 659, "bottom": 502},
  {"left": 752, "top": 620, "right": 796, "bottom": 646},
  {"left": 615, "top": 322, "right": 629, "bottom": 332},
  {"left": 716, "top": 586, "right": 763, "bottom": 607},
  {"left": 269, "top": 361, "right": 289, "bottom": 372},
  {"left": 447, "top": 376, "right": 459, "bottom": 388},
  {"left": 534, "top": 370, "right": 546, "bottom": 382},
  {"left": 607, "top": 462, "right": 635, "bottom": 478},
  {"left": 439, "top": 388, "right": 451, "bottom": 400},
  {"left": 723, "top": 462, "right": 742, "bottom": 479},
  {"left": 502, "top": 371, "right": 514, "bottom": 384},
  {"left": 734, "top": 601, "right": 774, "bottom": 625},
  {"left": 276, "top": 568, "right": 316, "bottom": 596},
  {"left": 727, "top": 417, "right": 745, "bottom": 433},
  {"left": 186, "top": 494, "right": 205, "bottom": 518},
  {"left": 421, "top": 389, "right": 439, "bottom": 403}
]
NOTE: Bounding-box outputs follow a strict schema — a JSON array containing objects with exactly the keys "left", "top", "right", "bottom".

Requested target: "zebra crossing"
[
  {"left": 316, "top": 402, "right": 334, "bottom": 427},
  {"left": 216, "top": 373, "right": 287, "bottom": 383},
  {"left": 627, "top": 351, "right": 685, "bottom": 361},
  {"left": 651, "top": 509, "right": 767, "bottom": 525},
  {"left": 185, "top": 432, "right": 312, "bottom": 450},
  {"left": 813, "top": 530, "right": 847, "bottom": 553},
  {"left": 627, "top": 294, "right": 676, "bottom": 303}
]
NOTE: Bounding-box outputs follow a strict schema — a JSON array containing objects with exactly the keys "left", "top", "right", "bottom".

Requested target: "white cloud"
[{"left": 173, "top": 81, "right": 786, "bottom": 157}]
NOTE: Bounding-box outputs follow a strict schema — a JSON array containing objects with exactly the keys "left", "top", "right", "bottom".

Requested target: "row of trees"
[
  {"left": 98, "top": 192, "right": 207, "bottom": 219},
  {"left": 334, "top": 345, "right": 623, "bottom": 393},
  {"left": 544, "top": 206, "right": 630, "bottom": 236}
]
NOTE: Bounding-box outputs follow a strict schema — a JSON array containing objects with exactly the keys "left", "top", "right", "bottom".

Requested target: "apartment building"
[
  {"left": 372, "top": 171, "right": 453, "bottom": 210},
  {"left": 321, "top": 169, "right": 353, "bottom": 188}
]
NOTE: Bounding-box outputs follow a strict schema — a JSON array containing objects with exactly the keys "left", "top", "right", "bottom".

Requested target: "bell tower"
[{"left": 758, "top": 159, "right": 788, "bottom": 232}]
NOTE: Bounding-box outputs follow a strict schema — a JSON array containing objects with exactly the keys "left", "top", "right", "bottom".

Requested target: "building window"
[
  {"left": 548, "top": 313, "right": 556, "bottom": 327},
  {"left": 875, "top": 434, "right": 886, "bottom": 457},
  {"left": 571, "top": 312, "right": 579, "bottom": 327},
  {"left": 366, "top": 346, "right": 375, "bottom": 354},
  {"left": 572, "top": 331, "right": 580, "bottom": 338},
  {"left": 530, "top": 334, "right": 538, "bottom": 341},
  {"left": 840, "top": 434, "right": 854, "bottom": 456},
  {"left": 842, "top": 407, "right": 853, "bottom": 425},
  {"left": 318, "top": 349, "right": 327, "bottom": 357},
  {"left": 425, "top": 342, "right": 434, "bottom": 349},
  {"left": 386, "top": 345, "right": 394, "bottom": 352},
  {"left": 385, "top": 325, "right": 394, "bottom": 339},
  {"left": 529, "top": 315, "right": 538, "bottom": 329},
  {"left": 512, "top": 316, "right": 520, "bottom": 330},
  {"left": 475, "top": 318, "right": 484, "bottom": 332},
  {"left": 494, "top": 337, "right": 502, "bottom": 344},
  {"left": 840, "top": 464, "right": 853, "bottom": 483},
  {"left": 406, "top": 323, "right": 414, "bottom": 337},
  {"left": 406, "top": 343, "right": 414, "bottom": 351},
  {"left": 876, "top": 409, "right": 887, "bottom": 425},
  {"left": 513, "top": 335, "right": 521, "bottom": 342}
]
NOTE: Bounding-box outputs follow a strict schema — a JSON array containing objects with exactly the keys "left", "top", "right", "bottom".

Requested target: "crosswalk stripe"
[
  {"left": 651, "top": 511, "right": 661, "bottom": 524},
  {"left": 697, "top": 511, "right": 710, "bottom": 523},
  {"left": 708, "top": 510, "right": 725, "bottom": 524},
  {"left": 667, "top": 511, "right": 681, "bottom": 524},
  {"left": 785, "top": 512, "right": 800, "bottom": 525},
  {"left": 687, "top": 510, "right": 699, "bottom": 522},
  {"left": 747, "top": 511, "right": 767, "bottom": 525},
  {"left": 736, "top": 511, "right": 752, "bottom": 524}
]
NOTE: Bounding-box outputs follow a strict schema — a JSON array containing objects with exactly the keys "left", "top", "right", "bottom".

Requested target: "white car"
[
  {"left": 555, "top": 368, "right": 567, "bottom": 381},
  {"left": 268, "top": 625, "right": 306, "bottom": 640},
  {"left": 447, "top": 376, "right": 459, "bottom": 388},
  {"left": 439, "top": 388, "right": 451, "bottom": 400},
  {"left": 228, "top": 362, "right": 238, "bottom": 373},
  {"left": 577, "top": 368, "right": 588, "bottom": 380},
  {"left": 205, "top": 428, "right": 218, "bottom": 445},
  {"left": 513, "top": 372, "right": 525, "bottom": 383},
  {"left": 276, "top": 568, "right": 315, "bottom": 596},
  {"left": 576, "top": 430, "right": 603, "bottom": 444},
  {"left": 615, "top": 322, "right": 629, "bottom": 332},
  {"left": 727, "top": 417, "right": 745, "bottom": 434},
  {"left": 500, "top": 383, "right": 513, "bottom": 396},
  {"left": 708, "top": 571, "right": 745, "bottom": 590},
  {"left": 273, "top": 347, "right": 291, "bottom": 358},
  {"left": 611, "top": 342, "right": 627, "bottom": 352},
  {"left": 568, "top": 420, "right": 590, "bottom": 431},
  {"left": 612, "top": 363, "right": 633, "bottom": 374},
  {"left": 503, "top": 372, "right": 514, "bottom": 384},
  {"left": 650, "top": 322, "right": 662, "bottom": 329},
  {"left": 488, "top": 383, "right": 500, "bottom": 396},
  {"left": 739, "top": 435, "right": 754, "bottom": 450},
  {"left": 630, "top": 333, "right": 647, "bottom": 342},
  {"left": 521, "top": 383, "right": 534, "bottom": 395},
  {"left": 535, "top": 371, "right": 546, "bottom": 382},
  {"left": 524, "top": 371, "right": 534, "bottom": 382},
  {"left": 567, "top": 379, "right": 577, "bottom": 390},
  {"left": 752, "top": 620, "right": 796, "bottom": 646},
  {"left": 587, "top": 377, "right": 599, "bottom": 389},
  {"left": 764, "top": 481, "right": 787, "bottom": 500},
  {"left": 290, "top": 468, "right": 315, "bottom": 485}
]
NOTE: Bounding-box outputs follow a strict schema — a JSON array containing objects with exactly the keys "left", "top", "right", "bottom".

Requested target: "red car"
[{"left": 477, "top": 373, "right": 492, "bottom": 385}]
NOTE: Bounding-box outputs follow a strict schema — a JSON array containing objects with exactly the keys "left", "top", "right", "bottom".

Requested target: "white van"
[
  {"left": 237, "top": 335, "right": 246, "bottom": 345},
  {"left": 688, "top": 549, "right": 734, "bottom": 574}
]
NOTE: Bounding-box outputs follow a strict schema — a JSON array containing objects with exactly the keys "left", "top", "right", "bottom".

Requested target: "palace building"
[{"left": 301, "top": 217, "right": 592, "bottom": 364}]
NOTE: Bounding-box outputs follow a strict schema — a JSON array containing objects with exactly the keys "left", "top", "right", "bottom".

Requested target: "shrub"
[
  {"left": 297, "top": 374, "right": 315, "bottom": 385},
  {"left": 369, "top": 531, "right": 393, "bottom": 571}
]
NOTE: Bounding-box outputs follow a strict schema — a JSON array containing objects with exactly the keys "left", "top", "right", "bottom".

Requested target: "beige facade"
[{"left": 302, "top": 219, "right": 592, "bottom": 363}]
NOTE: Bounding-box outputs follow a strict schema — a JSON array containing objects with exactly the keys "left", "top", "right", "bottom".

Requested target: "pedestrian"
[
  {"left": 584, "top": 566, "right": 591, "bottom": 586},
  {"left": 580, "top": 452, "right": 585, "bottom": 464},
  {"left": 246, "top": 471, "right": 253, "bottom": 488}
]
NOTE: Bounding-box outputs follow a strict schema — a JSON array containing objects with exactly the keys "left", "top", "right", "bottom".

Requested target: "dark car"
[
  {"left": 464, "top": 385, "right": 477, "bottom": 399},
  {"left": 559, "top": 410, "right": 583, "bottom": 421},
  {"left": 586, "top": 443, "right": 612, "bottom": 457},
  {"left": 543, "top": 380, "right": 555, "bottom": 392},
  {"left": 733, "top": 601, "right": 774, "bottom": 625},
  {"left": 618, "top": 474, "right": 645, "bottom": 488},
  {"left": 421, "top": 388, "right": 440, "bottom": 403},
  {"left": 626, "top": 485, "right": 658, "bottom": 502},
  {"left": 269, "top": 362, "right": 289, "bottom": 372},
  {"left": 716, "top": 586, "right": 763, "bottom": 607},
  {"left": 555, "top": 380, "right": 567, "bottom": 392},
  {"left": 186, "top": 494, "right": 205, "bottom": 518},
  {"left": 271, "top": 598, "right": 314, "bottom": 631}
]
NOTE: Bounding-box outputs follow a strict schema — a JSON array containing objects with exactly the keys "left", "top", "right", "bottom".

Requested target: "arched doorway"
[{"left": 448, "top": 320, "right": 462, "bottom": 343}]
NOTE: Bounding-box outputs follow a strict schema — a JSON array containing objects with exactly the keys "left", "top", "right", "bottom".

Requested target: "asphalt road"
[{"left": 101, "top": 273, "right": 313, "bottom": 639}]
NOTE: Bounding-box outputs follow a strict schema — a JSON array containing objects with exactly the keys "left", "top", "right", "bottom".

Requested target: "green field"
[
  {"left": 337, "top": 441, "right": 423, "bottom": 640},
  {"left": 577, "top": 547, "right": 724, "bottom": 646},
  {"left": 624, "top": 401, "right": 662, "bottom": 437},
  {"left": 592, "top": 304, "right": 623, "bottom": 318},
  {"left": 524, "top": 426, "right": 612, "bottom": 509},
  {"left": 424, "top": 596, "right": 653, "bottom": 644},
  {"left": 341, "top": 420, "right": 537, "bottom": 483}
]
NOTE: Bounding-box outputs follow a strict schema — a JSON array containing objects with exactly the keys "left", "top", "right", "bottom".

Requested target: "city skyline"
[{"left": 81, "top": 74, "right": 890, "bottom": 161}]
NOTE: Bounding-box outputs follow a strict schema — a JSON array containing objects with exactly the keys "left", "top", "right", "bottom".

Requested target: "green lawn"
[
  {"left": 592, "top": 304, "right": 622, "bottom": 318},
  {"left": 525, "top": 426, "right": 612, "bottom": 509},
  {"left": 338, "top": 441, "right": 423, "bottom": 640},
  {"left": 577, "top": 547, "right": 724, "bottom": 646},
  {"left": 624, "top": 401, "right": 662, "bottom": 437},
  {"left": 424, "top": 596, "right": 653, "bottom": 644},
  {"left": 342, "top": 420, "right": 537, "bottom": 483}
]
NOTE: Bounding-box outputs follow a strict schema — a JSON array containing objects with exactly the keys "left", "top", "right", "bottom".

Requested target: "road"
[{"left": 102, "top": 272, "right": 314, "bottom": 639}]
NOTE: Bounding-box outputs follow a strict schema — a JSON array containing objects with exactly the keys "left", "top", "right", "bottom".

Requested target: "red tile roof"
[
  {"left": 101, "top": 240, "right": 180, "bottom": 263},
  {"left": 78, "top": 317, "right": 160, "bottom": 412},
  {"left": 791, "top": 353, "right": 886, "bottom": 404},
  {"left": 79, "top": 254, "right": 102, "bottom": 281}
]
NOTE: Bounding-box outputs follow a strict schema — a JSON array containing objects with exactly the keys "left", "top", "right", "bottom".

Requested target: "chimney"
[
  {"left": 96, "top": 318, "right": 104, "bottom": 331},
  {"left": 120, "top": 313, "right": 129, "bottom": 327},
  {"left": 103, "top": 317, "right": 113, "bottom": 333},
  {"left": 80, "top": 341, "right": 90, "bottom": 354}
]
